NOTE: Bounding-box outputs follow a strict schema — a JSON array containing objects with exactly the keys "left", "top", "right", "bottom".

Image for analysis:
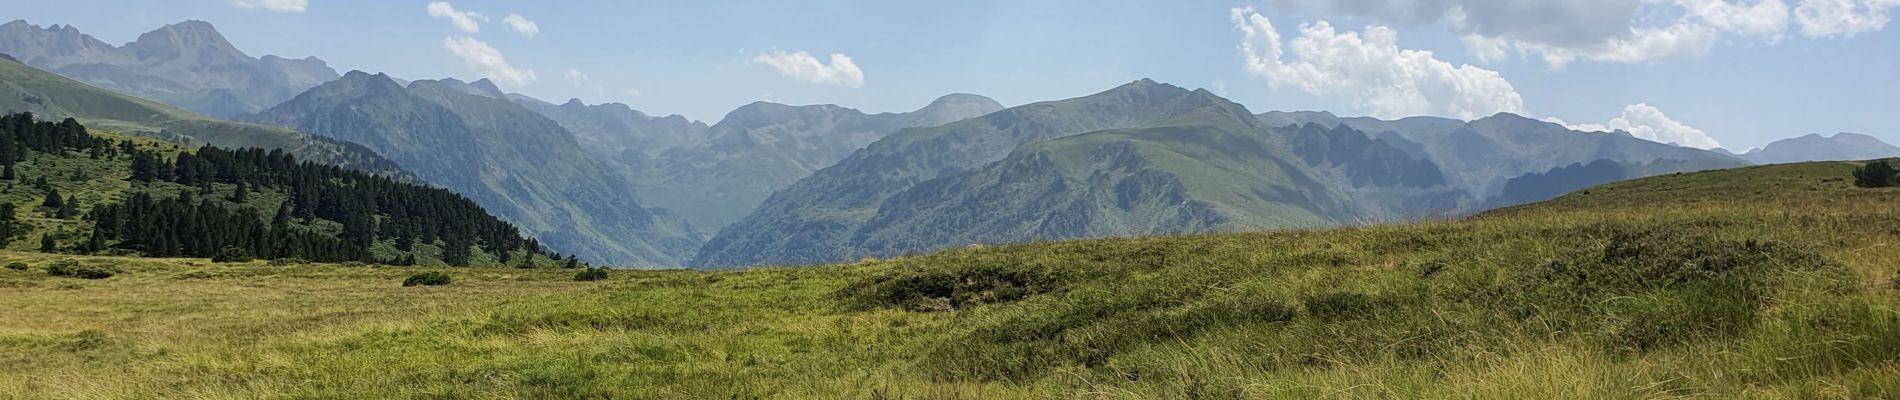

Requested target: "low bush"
[
  {"left": 840, "top": 261, "right": 1064, "bottom": 312},
  {"left": 4, "top": 262, "right": 25, "bottom": 271},
  {"left": 574, "top": 267, "right": 610, "bottom": 281},
  {"left": 1853, "top": 159, "right": 1898, "bottom": 188},
  {"left": 212, "top": 246, "right": 253, "bottom": 263},
  {"left": 46, "top": 260, "right": 112, "bottom": 279},
  {"left": 402, "top": 271, "right": 451, "bottom": 287},
  {"left": 44, "top": 260, "right": 79, "bottom": 276}
]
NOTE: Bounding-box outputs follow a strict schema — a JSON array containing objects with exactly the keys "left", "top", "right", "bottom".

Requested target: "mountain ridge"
[{"left": 0, "top": 19, "right": 338, "bottom": 118}]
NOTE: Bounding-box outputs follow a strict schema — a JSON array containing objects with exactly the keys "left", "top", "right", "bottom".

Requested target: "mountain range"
[
  {"left": 622, "top": 94, "right": 1003, "bottom": 231},
  {"left": 243, "top": 72, "right": 698, "bottom": 265},
  {"left": 692, "top": 80, "right": 1750, "bottom": 268},
  {"left": 0, "top": 53, "right": 402, "bottom": 176},
  {"left": 4, "top": 19, "right": 1896, "bottom": 269},
  {"left": 0, "top": 20, "right": 337, "bottom": 119},
  {"left": 1725, "top": 132, "right": 1900, "bottom": 164}
]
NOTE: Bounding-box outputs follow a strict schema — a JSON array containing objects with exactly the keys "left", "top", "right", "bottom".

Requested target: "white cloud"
[
  {"left": 1279, "top": 0, "right": 1894, "bottom": 67},
  {"left": 503, "top": 13, "right": 540, "bottom": 37},
  {"left": 1521, "top": 20, "right": 1719, "bottom": 68},
  {"left": 1793, "top": 0, "right": 1900, "bottom": 37},
  {"left": 231, "top": 0, "right": 306, "bottom": 13},
  {"left": 1231, "top": 7, "right": 1524, "bottom": 120},
  {"left": 1680, "top": 0, "right": 1792, "bottom": 37},
  {"left": 565, "top": 68, "right": 607, "bottom": 97},
  {"left": 751, "top": 50, "right": 866, "bottom": 88},
  {"left": 427, "top": 2, "right": 487, "bottom": 33},
  {"left": 1547, "top": 103, "right": 1724, "bottom": 149},
  {"left": 443, "top": 36, "right": 535, "bottom": 87},
  {"left": 564, "top": 69, "right": 591, "bottom": 86}
]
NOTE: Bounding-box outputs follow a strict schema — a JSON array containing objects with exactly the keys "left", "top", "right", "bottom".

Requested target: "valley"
[
  {"left": 2, "top": 160, "right": 1895, "bottom": 397},
  {"left": 2, "top": 7, "right": 1898, "bottom": 398}
]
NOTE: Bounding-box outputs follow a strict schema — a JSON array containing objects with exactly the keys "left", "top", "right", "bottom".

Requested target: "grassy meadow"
[{"left": 1, "top": 160, "right": 1898, "bottom": 398}]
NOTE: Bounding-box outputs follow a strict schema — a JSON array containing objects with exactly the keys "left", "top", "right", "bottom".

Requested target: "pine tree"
[
  {"left": 1854, "top": 159, "right": 1897, "bottom": 188},
  {"left": 41, "top": 188, "right": 61, "bottom": 208},
  {"left": 231, "top": 182, "right": 250, "bottom": 203},
  {"left": 563, "top": 255, "right": 580, "bottom": 269},
  {"left": 38, "top": 234, "right": 55, "bottom": 252},
  {"left": 54, "top": 195, "right": 76, "bottom": 219}
]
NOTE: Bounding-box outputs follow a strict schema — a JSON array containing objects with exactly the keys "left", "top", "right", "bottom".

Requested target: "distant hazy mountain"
[
  {"left": 1318, "top": 113, "right": 1750, "bottom": 201},
  {"left": 696, "top": 79, "right": 1310, "bottom": 267},
  {"left": 244, "top": 71, "right": 698, "bottom": 265},
  {"left": 0, "top": 54, "right": 403, "bottom": 176},
  {"left": 0, "top": 20, "right": 337, "bottom": 118},
  {"left": 1727, "top": 133, "right": 1900, "bottom": 164},
  {"left": 630, "top": 94, "right": 1004, "bottom": 231},
  {"left": 697, "top": 80, "right": 1754, "bottom": 268},
  {"left": 508, "top": 94, "right": 710, "bottom": 165}
]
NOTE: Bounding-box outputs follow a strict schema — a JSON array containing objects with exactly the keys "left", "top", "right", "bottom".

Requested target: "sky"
[{"left": 6, "top": 0, "right": 1898, "bottom": 151}]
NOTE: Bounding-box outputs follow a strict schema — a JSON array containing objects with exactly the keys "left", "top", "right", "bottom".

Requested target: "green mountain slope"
[
  {"left": 851, "top": 122, "right": 1355, "bottom": 257},
  {"left": 0, "top": 112, "right": 561, "bottom": 267},
  {"left": 825, "top": 99, "right": 1460, "bottom": 261},
  {"left": 244, "top": 71, "right": 698, "bottom": 265},
  {"left": 0, "top": 54, "right": 404, "bottom": 176},
  {"left": 693, "top": 79, "right": 1268, "bottom": 267}
]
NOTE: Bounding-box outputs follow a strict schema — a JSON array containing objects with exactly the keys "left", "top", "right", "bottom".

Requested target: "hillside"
[
  {"left": 0, "top": 20, "right": 338, "bottom": 118},
  {"left": 1729, "top": 132, "right": 1900, "bottom": 164},
  {"left": 0, "top": 54, "right": 403, "bottom": 177},
  {"left": 2, "top": 159, "right": 1894, "bottom": 398},
  {"left": 245, "top": 72, "right": 699, "bottom": 266},
  {"left": 695, "top": 79, "right": 1279, "bottom": 267},
  {"left": 0, "top": 112, "right": 560, "bottom": 267},
  {"left": 698, "top": 80, "right": 1730, "bottom": 268}
]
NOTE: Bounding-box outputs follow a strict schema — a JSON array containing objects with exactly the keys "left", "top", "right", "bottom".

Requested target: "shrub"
[
  {"left": 72, "top": 267, "right": 113, "bottom": 279},
  {"left": 841, "top": 262, "right": 1064, "bottom": 312},
  {"left": 574, "top": 267, "right": 610, "bottom": 281},
  {"left": 403, "top": 271, "right": 451, "bottom": 287},
  {"left": 44, "top": 260, "right": 79, "bottom": 276},
  {"left": 4, "top": 262, "right": 25, "bottom": 271},
  {"left": 46, "top": 260, "right": 112, "bottom": 279},
  {"left": 1853, "top": 159, "right": 1898, "bottom": 188},
  {"left": 212, "top": 246, "right": 253, "bottom": 263}
]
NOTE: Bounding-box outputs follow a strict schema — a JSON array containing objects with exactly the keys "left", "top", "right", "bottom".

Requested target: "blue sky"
[{"left": 8, "top": 0, "right": 1898, "bottom": 150}]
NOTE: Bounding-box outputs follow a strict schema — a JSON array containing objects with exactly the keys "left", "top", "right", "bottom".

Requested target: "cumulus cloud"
[
  {"left": 427, "top": 2, "right": 487, "bottom": 33},
  {"left": 443, "top": 36, "right": 535, "bottom": 87},
  {"left": 751, "top": 50, "right": 866, "bottom": 88},
  {"left": 1231, "top": 7, "right": 1524, "bottom": 120},
  {"left": 231, "top": 0, "right": 306, "bottom": 13},
  {"left": 1274, "top": 0, "right": 1895, "bottom": 67},
  {"left": 503, "top": 13, "right": 539, "bottom": 37},
  {"left": 1680, "top": 0, "right": 1792, "bottom": 37},
  {"left": 1794, "top": 0, "right": 1900, "bottom": 37},
  {"left": 1547, "top": 103, "right": 1724, "bottom": 149}
]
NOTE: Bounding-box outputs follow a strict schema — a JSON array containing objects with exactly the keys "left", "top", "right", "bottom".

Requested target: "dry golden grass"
[{"left": 0, "top": 160, "right": 1895, "bottom": 398}]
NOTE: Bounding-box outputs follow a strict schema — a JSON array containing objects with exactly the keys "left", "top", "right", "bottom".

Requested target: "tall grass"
[{"left": 0, "top": 161, "right": 1896, "bottom": 398}]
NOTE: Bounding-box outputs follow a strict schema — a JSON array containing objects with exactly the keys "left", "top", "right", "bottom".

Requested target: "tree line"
[{"left": 0, "top": 112, "right": 559, "bottom": 266}]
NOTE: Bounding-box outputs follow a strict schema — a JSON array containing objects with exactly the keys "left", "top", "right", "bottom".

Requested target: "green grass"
[{"left": 1, "top": 160, "right": 1897, "bottom": 398}]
